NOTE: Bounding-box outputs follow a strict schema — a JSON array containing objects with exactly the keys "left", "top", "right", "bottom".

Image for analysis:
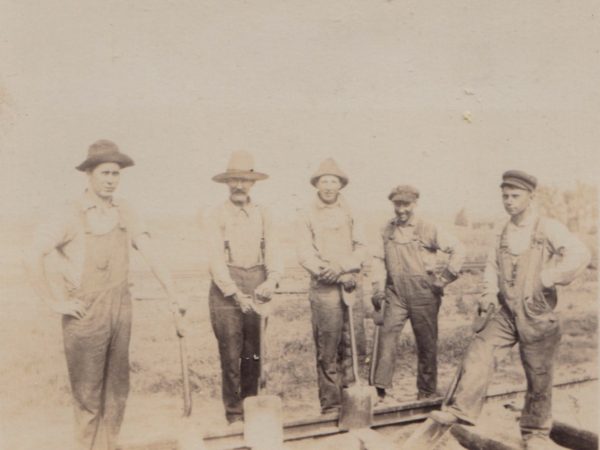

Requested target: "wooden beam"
[{"left": 550, "top": 421, "right": 599, "bottom": 450}]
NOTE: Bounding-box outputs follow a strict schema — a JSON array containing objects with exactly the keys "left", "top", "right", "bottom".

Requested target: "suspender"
[{"left": 221, "top": 205, "right": 267, "bottom": 265}]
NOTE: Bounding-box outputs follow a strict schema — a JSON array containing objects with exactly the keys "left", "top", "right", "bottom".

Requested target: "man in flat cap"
[
  {"left": 205, "top": 151, "right": 282, "bottom": 425},
  {"left": 296, "top": 158, "right": 368, "bottom": 414},
  {"left": 430, "top": 170, "right": 591, "bottom": 450},
  {"left": 370, "top": 184, "right": 465, "bottom": 403},
  {"left": 24, "top": 140, "right": 186, "bottom": 450}
]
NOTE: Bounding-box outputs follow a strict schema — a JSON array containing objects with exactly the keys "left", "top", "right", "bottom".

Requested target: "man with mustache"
[
  {"left": 296, "top": 158, "right": 368, "bottom": 414},
  {"left": 430, "top": 171, "right": 591, "bottom": 450},
  {"left": 24, "top": 140, "right": 186, "bottom": 450},
  {"left": 370, "top": 185, "right": 465, "bottom": 403},
  {"left": 205, "top": 151, "right": 282, "bottom": 425}
]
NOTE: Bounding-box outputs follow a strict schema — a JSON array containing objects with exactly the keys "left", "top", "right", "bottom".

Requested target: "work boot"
[
  {"left": 429, "top": 410, "right": 459, "bottom": 426},
  {"left": 227, "top": 418, "right": 244, "bottom": 433},
  {"left": 321, "top": 406, "right": 340, "bottom": 415},
  {"left": 417, "top": 391, "right": 442, "bottom": 401}
]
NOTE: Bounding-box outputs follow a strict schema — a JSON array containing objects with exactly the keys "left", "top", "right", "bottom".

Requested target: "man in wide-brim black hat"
[{"left": 25, "top": 139, "right": 186, "bottom": 450}]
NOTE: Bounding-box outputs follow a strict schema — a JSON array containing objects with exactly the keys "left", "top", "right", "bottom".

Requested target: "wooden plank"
[{"left": 450, "top": 425, "right": 521, "bottom": 450}]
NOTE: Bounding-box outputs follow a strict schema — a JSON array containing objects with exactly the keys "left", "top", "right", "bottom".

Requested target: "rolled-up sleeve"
[
  {"left": 295, "top": 210, "right": 325, "bottom": 276},
  {"left": 119, "top": 200, "right": 150, "bottom": 249},
  {"left": 370, "top": 226, "right": 388, "bottom": 291},
  {"left": 481, "top": 239, "right": 500, "bottom": 306},
  {"left": 205, "top": 209, "right": 238, "bottom": 297},
  {"left": 542, "top": 219, "right": 591, "bottom": 286},
  {"left": 435, "top": 226, "right": 466, "bottom": 277},
  {"left": 261, "top": 206, "right": 283, "bottom": 285}
]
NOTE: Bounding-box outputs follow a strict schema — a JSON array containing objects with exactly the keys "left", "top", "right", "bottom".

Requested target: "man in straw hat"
[
  {"left": 428, "top": 171, "right": 590, "bottom": 450},
  {"left": 24, "top": 139, "right": 186, "bottom": 450},
  {"left": 369, "top": 184, "right": 465, "bottom": 404},
  {"left": 205, "top": 150, "right": 282, "bottom": 425},
  {"left": 296, "top": 158, "right": 368, "bottom": 414}
]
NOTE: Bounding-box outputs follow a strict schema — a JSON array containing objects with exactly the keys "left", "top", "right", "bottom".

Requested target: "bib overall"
[
  {"left": 62, "top": 209, "right": 132, "bottom": 450},
  {"left": 446, "top": 219, "right": 561, "bottom": 438},
  {"left": 371, "top": 220, "right": 442, "bottom": 398}
]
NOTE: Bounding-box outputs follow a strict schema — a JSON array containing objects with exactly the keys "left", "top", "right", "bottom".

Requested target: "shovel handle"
[
  {"left": 342, "top": 288, "right": 360, "bottom": 383},
  {"left": 368, "top": 302, "right": 385, "bottom": 385},
  {"left": 258, "top": 313, "right": 267, "bottom": 393},
  {"left": 442, "top": 303, "right": 497, "bottom": 406},
  {"left": 178, "top": 335, "right": 192, "bottom": 417}
]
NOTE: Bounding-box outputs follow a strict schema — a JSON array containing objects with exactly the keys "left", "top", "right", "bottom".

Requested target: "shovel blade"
[
  {"left": 243, "top": 395, "right": 284, "bottom": 449},
  {"left": 338, "top": 385, "right": 374, "bottom": 431}
]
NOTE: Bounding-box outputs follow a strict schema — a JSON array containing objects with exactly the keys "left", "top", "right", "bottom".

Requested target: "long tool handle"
[
  {"left": 343, "top": 289, "right": 360, "bottom": 384},
  {"left": 368, "top": 302, "right": 385, "bottom": 385},
  {"left": 442, "top": 303, "right": 496, "bottom": 405},
  {"left": 179, "top": 335, "right": 192, "bottom": 417},
  {"left": 258, "top": 313, "right": 267, "bottom": 393}
]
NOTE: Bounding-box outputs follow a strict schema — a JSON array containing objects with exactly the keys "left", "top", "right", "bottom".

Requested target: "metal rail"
[{"left": 202, "top": 376, "right": 597, "bottom": 450}]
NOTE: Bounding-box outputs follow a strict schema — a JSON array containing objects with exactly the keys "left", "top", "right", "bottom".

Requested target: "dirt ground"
[{"left": 0, "top": 260, "right": 596, "bottom": 449}]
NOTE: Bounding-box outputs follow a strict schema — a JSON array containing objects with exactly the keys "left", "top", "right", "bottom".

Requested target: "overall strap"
[{"left": 521, "top": 217, "right": 546, "bottom": 301}]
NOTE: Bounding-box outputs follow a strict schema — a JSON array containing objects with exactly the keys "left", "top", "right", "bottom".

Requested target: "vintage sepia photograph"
[{"left": 1, "top": 1, "right": 598, "bottom": 449}]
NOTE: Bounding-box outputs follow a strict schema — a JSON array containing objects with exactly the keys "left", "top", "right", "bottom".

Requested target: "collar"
[
  {"left": 80, "top": 190, "right": 119, "bottom": 211},
  {"left": 394, "top": 214, "right": 417, "bottom": 228},
  {"left": 314, "top": 193, "right": 346, "bottom": 210},
  {"left": 509, "top": 209, "right": 539, "bottom": 228},
  {"left": 225, "top": 198, "right": 256, "bottom": 216}
]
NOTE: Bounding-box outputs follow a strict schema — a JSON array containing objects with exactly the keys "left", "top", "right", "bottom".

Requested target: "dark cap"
[
  {"left": 388, "top": 184, "right": 419, "bottom": 202},
  {"left": 501, "top": 170, "right": 537, "bottom": 192}
]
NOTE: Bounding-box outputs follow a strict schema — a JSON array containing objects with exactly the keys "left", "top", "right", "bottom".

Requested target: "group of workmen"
[{"left": 26, "top": 139, "right": 591, "bottom": 450}]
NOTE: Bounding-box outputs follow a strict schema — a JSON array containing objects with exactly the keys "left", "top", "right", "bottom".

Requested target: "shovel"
[
  {"left": 402, "top": 303, "right": 496, "bottom": 449},
  {"left": 338, "top": 287, "right": 374, "bottom": 431},
  {"left": 243, "top": 308, "right": 284, "bottom": 450}
]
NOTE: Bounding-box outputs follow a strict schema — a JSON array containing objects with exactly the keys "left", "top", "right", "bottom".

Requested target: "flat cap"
[
  {"left": 501, "top": 170, "right": 537, "bottom": 192},
  {"left": 388, "top": 184, "right": 419, "bottom": 202}
]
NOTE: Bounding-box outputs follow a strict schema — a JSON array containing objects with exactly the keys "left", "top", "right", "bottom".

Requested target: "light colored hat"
[
  {"left": 310, "top": 158, "right": 349, "bottom": 188},
  {"left": 76, "top": 140, "right": 134, "bottom": 171},
  {"left": 212, "top": 151, "right": 269, "bottom": 183}
]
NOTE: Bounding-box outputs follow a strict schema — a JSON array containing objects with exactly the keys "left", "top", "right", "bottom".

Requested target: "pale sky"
[{"left": 1, "top": 0, "right": 599, "bottom": 222}]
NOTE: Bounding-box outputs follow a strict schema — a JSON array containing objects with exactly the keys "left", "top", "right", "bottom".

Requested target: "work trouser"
[
  {"left": 371, "top": 284, "right": 441, "bottom": 397},
  {"left": 62, "top": 214, "right": 131, "bottom": 450},
  {"left": 445, "top": 305, "right": 561, "bottom": 437},
  {"left": 209, "top": 266, "right": 265, "bottom": 423},
  {"left": 309, "top": 280, "right": 368, "bottom": 412}
]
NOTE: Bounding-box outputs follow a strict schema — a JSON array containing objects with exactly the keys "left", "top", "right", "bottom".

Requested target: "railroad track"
[{"left": 200, "top": 376, "right": 597, "bottom": 450}]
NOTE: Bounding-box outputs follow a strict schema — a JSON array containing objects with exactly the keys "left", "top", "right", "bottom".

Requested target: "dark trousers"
[
  {"left": 209, "top": 266, "right": 265, "bottom": 423},
  {"left": 309, "top": 282, "right": 355, "bottom": 412},
  {"left": 372, "top": 285, "right": 441, "bottom": 397},
  {"left": 63, "top": 282, "right": 131, "bottom": 450},
  {"left": 445, "top": 306, "right": 561, "bottom": 437}
]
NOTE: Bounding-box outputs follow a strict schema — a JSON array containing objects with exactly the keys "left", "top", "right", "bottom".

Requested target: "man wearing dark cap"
[
  {"left": 430, "top": 170, "right": 591, "bottom": 450},
  {"left": 370, "top": 184, "right": 465, "bottom": 403},
  {"left": 205, "top": 150, "right": 283, "bottom": 425},
  {"left": 24, "top": 140, "right": 186, "bottom": 450},
  {"left": 296, "top": 158, "right": 368, "bottom": 414}
]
